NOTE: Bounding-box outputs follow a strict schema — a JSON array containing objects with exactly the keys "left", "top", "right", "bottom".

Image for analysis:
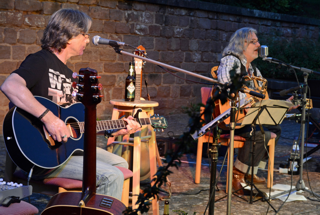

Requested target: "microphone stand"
[
  {"left": 263, "top": 57, "right": 320, "bottom": 75},
  {"left": 110, "top": 45, "right": 230, "bottom": 214},
  {"left": 262, "top": 57, "right": 320, "bottom": 200},
  {"left": 226, "top": 95, "right": 237, "bottom": 214},
  {"left": 113, "top": 46, "right": 218, "bottom": 84}
]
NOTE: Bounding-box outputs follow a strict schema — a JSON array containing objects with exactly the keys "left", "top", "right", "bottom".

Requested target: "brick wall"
[{"left": 0, "top": 0, "right": 319, "bottom": 133}]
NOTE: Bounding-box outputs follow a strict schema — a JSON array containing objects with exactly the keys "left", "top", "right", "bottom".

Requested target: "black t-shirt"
[{"left": 13, "top": 49, "right": 77, "bottom": 105}]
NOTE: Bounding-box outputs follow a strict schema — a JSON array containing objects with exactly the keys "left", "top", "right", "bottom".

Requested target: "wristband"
[
  {"left": 38, "top": 108, "right": 50, "bottom": 120},
  {"left": 104, "top": 129, "right": 120, "bottom": 139}
]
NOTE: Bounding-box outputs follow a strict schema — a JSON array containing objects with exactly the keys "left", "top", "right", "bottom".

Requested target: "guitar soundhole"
[{"left": 66, "top": 118, "right": 81, "bottom": 139}]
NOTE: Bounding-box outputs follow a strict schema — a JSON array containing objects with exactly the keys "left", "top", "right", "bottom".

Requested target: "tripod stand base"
[{"left": 269, "top": 180, "right": 320, "bottom": 200}]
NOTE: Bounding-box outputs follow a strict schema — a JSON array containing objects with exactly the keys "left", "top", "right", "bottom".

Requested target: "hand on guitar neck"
[{"left": 110, "top": 115, "right": 141, "bottom": 136}]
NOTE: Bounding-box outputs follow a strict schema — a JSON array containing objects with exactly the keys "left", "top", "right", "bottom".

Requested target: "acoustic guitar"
[
  {"left": 39, "top": 68, "right": 124, "bottom": 214},
  {"left": 3, "top": 71, "right": 168, "bottom": 177}
]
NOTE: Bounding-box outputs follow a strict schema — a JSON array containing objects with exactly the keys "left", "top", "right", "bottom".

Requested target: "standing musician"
[
  {"left": 0, "top": 8, "right": 141, "bottom": 200},
  {"left": 216, "top": 27, "right": 298, "bottom": 194}
]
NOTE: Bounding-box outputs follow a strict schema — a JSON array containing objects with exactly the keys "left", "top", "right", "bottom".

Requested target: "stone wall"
[{"left": 0, "top": 0, "right": 319, "bottom": 133}]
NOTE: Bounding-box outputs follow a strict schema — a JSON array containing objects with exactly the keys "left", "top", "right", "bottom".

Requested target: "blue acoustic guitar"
[{"left": 3, "top": 96, "right": 167, "bottom": 176}]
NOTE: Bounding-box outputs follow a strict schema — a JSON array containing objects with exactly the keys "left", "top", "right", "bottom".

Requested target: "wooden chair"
[{"left": 195, "top": 87, "right": 275, "bottom": 189}]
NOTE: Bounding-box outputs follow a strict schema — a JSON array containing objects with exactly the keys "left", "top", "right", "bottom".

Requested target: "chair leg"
[
  {"left": 195, "top": 136, "right": 204, "bottom": 184},
  {"left": 149, "top": 126, "right": 159, "bottom": 215},
  {"left": 267, "top": 138, "right": 275, "bottom": 188},
  {"left": 131, "top": 131, "right": 141, "bottom": 210},
  {"left": 121, "top": 178, "right": 130, "bottom": 207}
]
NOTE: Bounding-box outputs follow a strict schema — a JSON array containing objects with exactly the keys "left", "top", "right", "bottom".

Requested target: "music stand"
[{"left": 239, "top": 99, "right": 293, "bottom": 203}]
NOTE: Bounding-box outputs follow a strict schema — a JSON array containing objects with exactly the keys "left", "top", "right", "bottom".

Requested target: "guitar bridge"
[{"left": 99, "top": 197, "right": 113, "bottom": 209}]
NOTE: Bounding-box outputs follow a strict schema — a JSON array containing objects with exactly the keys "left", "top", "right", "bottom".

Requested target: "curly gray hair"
[{"left": 222, "top": 27, "right": 257, "bottom": 59}]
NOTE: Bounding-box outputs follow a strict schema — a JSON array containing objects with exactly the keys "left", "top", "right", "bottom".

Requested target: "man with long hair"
[{"left": 0, "top": 8, "right": 140, "bottom": 199}]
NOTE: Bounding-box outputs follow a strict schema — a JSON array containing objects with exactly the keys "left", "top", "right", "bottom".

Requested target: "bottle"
[
  {"left": 125, "top": 61, "right": 135, "bottom": 101},
  {"left": 288, "top": 137, "right": 300, "bottom": 175},
  {"left": 163, "top": 200, "right": 169, "bottom": 215}
]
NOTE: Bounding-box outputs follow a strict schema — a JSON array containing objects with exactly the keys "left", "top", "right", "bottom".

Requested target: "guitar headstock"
[
  {"left": 72, "top": 67, "right": 103, "bottom": 106},
  {"left": 134, "top": 45, "right": 146, "bottom": 59},
  {"left": 150, "top": 114, "right": 168, "bottom": 131},
  {"left": 134, "top": 45, "right": 146, "bottom": 74}
]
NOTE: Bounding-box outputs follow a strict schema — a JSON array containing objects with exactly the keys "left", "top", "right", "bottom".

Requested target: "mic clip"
[{"left": 112, "top": 45, "right": 122, "bottom": 54}]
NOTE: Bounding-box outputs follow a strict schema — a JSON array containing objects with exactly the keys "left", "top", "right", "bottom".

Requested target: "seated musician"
[
  {"left": 216, "top": 27, "right": 297, "bottom": 194},
  {"left": 0, "top": 8, "right": 141, "bottom": 200}
]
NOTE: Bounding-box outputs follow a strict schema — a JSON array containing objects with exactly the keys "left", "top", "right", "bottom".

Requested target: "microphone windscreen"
[
  {"left": 259, "top": 45, "right": 268, "bottom": 58},
  {"left": 92, "top": 35, "right": 100, "bottom": 46}
]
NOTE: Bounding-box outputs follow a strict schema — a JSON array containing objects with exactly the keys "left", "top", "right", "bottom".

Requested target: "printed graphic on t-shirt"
[{"left": 48, "top": 68, "right": 77, "bottom": 105}]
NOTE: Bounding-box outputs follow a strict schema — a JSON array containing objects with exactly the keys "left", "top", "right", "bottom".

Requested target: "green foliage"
[
  {"left": 255, "top": 34, "right": 320, "bottom": 81},
  {"left": 234, "top": 0, "right": 301, "bottom": 14},
  {"left": 195, "top": 0, "right": 320, "bottom": 19}
]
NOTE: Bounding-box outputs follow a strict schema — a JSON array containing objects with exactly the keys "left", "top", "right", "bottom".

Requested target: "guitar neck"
[
  {"left": 78, "top": 118, "right": 151, "bottom": 133},
  {"left": 134, "top": 56, "right": 143, "bottom": 101},
  {"left": 135, "top": 73, "right": 141, "bottom": 101}
]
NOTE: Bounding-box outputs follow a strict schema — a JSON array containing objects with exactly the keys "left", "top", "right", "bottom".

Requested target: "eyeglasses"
[
  {"left": 81, "top": 33, "right": 90, "bottom": 38},
  {"left": 249, "top": 40, "right": 260, "bottom": 45}
]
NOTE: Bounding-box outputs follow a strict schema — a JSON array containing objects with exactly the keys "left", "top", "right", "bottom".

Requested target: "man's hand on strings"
[
  {"left": 244, "top": 102, "right": 252, "bottom": 113},
  {"left": 112, "top": 116, "right": 141, "bottom": 136}
]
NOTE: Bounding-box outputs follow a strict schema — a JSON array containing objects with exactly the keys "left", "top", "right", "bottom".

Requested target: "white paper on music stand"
[{"left": 241, "top": 99, "right": 293, "bottom": 126}]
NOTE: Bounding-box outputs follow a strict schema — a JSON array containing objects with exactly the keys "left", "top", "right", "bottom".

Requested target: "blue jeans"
[{"left": 45, "top": 148, "right": 128, "bottom": 200}]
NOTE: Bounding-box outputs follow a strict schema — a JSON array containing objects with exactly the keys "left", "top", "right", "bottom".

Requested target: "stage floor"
[{"left": 1, "top": 117, "right": 320, "bottom": 214}]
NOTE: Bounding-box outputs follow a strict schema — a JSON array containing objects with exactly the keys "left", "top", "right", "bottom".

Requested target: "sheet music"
[{"left": 241, "top": 99, "right": 293, "bottom": 126}]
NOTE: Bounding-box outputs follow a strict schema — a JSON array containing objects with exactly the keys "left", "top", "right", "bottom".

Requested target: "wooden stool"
[{"left": 107, "top": 99, "right": 159, "bottom": 214}]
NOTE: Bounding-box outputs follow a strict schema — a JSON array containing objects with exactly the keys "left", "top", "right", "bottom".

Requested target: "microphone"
[
  {"left": 240, "top": 88, "right": 265, "bottom": 99},
  {"left": 92, "top": 35, "right": 125, "bottom": 47},
  {"left": 259, "top": 45, "right": 268, "bottom": 58},
  {"left": 279, "top": 84, "right": 304, "bottom": 97}
]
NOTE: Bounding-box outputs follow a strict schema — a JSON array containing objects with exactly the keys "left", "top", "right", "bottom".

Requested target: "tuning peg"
[
  {"left": 91, "top": 83, "right": 103, "bottom": 93},
  {"left": 77, "top": 93, "right": 83, "bottom": 101},
  {"left": 93, "top": 94, "right": 103, "bottom": 103},
  {"left": 72, "top": 72, "right": 78, "bottom": 78},
  {"left": 98, "top": 83, "right": 102, "bottom": 90},
  {"left": 93, "top": 94, "right": 104, "bottom": 98},
  {"left": 72, "top": 91, "right": 77, "bottom": 97},
  {"left": 90, "top": 75, "right": 101, "bottom": 83}
]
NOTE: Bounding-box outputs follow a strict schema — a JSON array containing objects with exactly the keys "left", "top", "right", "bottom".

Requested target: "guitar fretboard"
[
  {"left": 78, "top": 118, "right": 151, "bottom": 133},
  {"left": 135, "top": 78, "right": 141, "bottom": 101},
  {"left": 134, "top": 57, "right": 143, "bottom": 101}
]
